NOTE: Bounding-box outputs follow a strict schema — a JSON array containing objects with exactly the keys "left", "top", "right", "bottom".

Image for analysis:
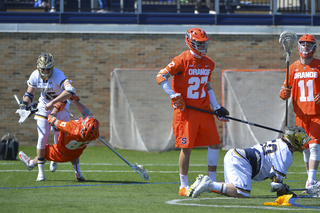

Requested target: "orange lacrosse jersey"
[
  {"left": 54, "top": 118, "right": 89, "bottom": 159},
  {"left": 165, "top": 50, "right": 215, "bottom": 108},
  {"left": 283, "top": 58, "right": 320, "bottom": 116}
]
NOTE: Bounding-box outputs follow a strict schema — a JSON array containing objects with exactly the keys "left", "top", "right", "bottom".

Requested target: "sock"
[
  {"left": 29, "top": 160, "right": 35, "bottom": 167},
  {"left": 38, "top": 158, "right": 45, "bottom": 174},
  {"left": 208, "top": 171, "right": 217, "bottom": 182},
  {"left": 209, "top": 182, "right": 226, "bottom": 194},
  {"left": 180, "top": 174, "right": 189, "bottom": 188},
  {"left": 308, "top": 169, "right": 317, "bottom": 182},
  {"left": 73, "top": 164, "right": 81, "bottom": 174}
]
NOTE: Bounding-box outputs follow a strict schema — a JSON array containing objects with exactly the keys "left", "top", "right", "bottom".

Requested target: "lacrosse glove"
[
  {"left": 315, "top": 93, "right": 320, "bottom": 105},
  {"left": 171, "top": 93, "right": 185, "bottom": 111},
  {"left": 279, "top": 86, "right": 291, "bottom": 100},
  {"left": 213, "top": 105, "right": 229, "bottom": 122}
]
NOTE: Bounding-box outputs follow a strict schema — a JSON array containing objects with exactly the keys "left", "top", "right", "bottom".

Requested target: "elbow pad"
[{"left": 65, "top": 84, "right": 76, "bottom": 95}]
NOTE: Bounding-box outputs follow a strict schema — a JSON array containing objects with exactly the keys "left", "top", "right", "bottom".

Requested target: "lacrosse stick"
[
  {"left": 279, "top": 30, "right": 297, "bottom": 126},
  {"left": 13, "top": 94, "right": 39, "bottom": 124},
  {"left": 43, "top": 91, "right": 149, "bottom": 181},
  {"left": 186, "top": 105, "right": 283, "bottom": 133},
  {"left": 290, "top": 186, "right": 320, "bottom": 197}
]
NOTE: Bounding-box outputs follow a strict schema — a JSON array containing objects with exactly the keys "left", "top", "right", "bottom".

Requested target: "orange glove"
[
  {"left": 279, "top": 86, "right": 291, "bottom": 100},
  {"left": 69, "top": 94, "right": 80, "bottom": 102},
  {"left": 53, "top": 101, "right": 66, "bottom": 112},
  {"left": 315, "top": 93, "right": 320, "bottom": 105},
  {"left": 48, "top": 114, "right": 57, "bottom": 126},
  {"left": 171, "top": 93, "right": 185, "bottom": 111}
]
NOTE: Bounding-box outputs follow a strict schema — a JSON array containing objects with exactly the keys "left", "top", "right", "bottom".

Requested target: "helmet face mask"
[
  {"left": 282, "top": 126, "right": 311, "bottom": 152},
  {"left": 80, "top": 116, "right": 99, "bottom": 141},
  {"left": 185, "top": 28, "right": 209, "bottom": 57},
  {"left": 37, "top": 53, "right": 54, "bottom": 81},
  {"left": 298, "top": 34, "right": 317, "bottom": 58}
]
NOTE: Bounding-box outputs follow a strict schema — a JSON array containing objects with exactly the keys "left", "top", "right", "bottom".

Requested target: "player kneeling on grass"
[
  {"left": 19, "top": 96, "right": 99, "bottom": 181},
  {"left": 188, "top": 126, "right": 320, "bottom": 198}
]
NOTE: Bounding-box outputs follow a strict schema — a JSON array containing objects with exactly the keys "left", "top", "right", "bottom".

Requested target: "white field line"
[{"left": 166, "top": 198, "right": 320, "bottom": 211}]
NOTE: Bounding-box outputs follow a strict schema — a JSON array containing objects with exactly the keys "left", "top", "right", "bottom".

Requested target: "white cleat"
[
  {"left": 19, "top": 151, "right": 34, "bottom": 171},
  {"left": 187, "top": 174, "right": 204, "bottom": 197},
  {"left": 50, "top": 161, "right": 58, "bottom": 172},
  {"left": 192, "top": 175, "right": 212, "bottom": 198},
  {"left": 36, "top": 172, "right": 45, "bottom": 181},
  {"left": 75, "top": 172, "right": 85, "bottom": 181}
]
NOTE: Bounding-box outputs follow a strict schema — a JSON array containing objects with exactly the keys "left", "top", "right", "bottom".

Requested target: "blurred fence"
[{"left": 1, "top": 0, "right": 319, "bottom": 14}]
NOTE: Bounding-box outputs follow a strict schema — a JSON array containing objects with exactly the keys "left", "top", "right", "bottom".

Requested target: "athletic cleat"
[
  {"left": 192, "top": 175, "right": 212, "bottom": 198},
  {"left": 179, "top": 186, "right": 189, "bottom": 196},
  {"left": 75, "top": 172, "right": 85, "bottom": 181},
  {"left": 36, "top": 172, "right": 45, "bottom": 181},
  {"left": 303, "top": 180, "right": 316, "bottom": 194},
  {"left": 50, "top": 161, "right": 58, "bottom": 172},
  {"left": 187, "top": 174, "right": 204, "bottom": 197},
  {"left": 19, "top": 151, "right": 34, "bottom": 171}
]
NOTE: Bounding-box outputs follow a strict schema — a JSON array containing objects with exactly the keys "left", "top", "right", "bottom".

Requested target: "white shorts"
[{"left": 224, "top": 149, "right": 252, "bottom": 197}]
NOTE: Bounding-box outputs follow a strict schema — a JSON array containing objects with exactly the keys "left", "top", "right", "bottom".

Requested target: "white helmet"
[{"left": 37, "top": 53, "right": 54, "bottom": 81}]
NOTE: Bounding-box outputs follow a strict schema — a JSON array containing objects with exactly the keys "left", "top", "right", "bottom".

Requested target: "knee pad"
[
  {"left": 207, "top": 147, "right": 219, "bottom": 166},
  {"left": 36, "top": 118, "right": 51, "bottom": 149},
  {"left": 309, "top": 143, "right": 320, "bottom": 161}
]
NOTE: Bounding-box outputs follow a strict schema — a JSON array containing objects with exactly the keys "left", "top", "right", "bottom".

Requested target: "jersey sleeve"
[
  {"left": 27, "top": 70, "right": 38, "bottom": 88},
  {"left": 52, "top": 69, "right": 69, "bottom": 89},
  {"left": 56, "top": 120, "right": 78, "bottom": 137},
  {"left": 165, "top": 58, "right": 182, "bottom": 76}
]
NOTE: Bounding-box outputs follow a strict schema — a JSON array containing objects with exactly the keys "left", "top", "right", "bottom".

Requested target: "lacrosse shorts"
[
  {"left": 224, "top": 149, "right": 251, "bottom": 197},
  {"left": 296, "top": 115, "right": 320, "bottom": 146},
  {"left": 45, "top": 144, "right": 82, "bottom": 163},
  {"left": 172, "top": 106, "right": 220, "bottom": 148}
]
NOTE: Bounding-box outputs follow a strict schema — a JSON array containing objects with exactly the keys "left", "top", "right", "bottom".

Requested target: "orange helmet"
[
  {"left": 185, "top": 28, "right": 209, "bottom": 57},
  {"left": 298, "top": 34, "right": 317, "bottom": 58},
  {"left": 80, "top": 116, "right": 99, "bottom": 141}
]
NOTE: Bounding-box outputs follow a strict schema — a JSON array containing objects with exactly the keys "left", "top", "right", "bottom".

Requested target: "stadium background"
[{"left": 1, "top": 25, "right": 307, "bottom": 148}]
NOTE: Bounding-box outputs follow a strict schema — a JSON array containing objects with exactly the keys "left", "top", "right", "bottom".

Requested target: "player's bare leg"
[
  {"left": 179, "top": 148, "right": 192, "bottom": 196},
  {"left": 208, "top": 144, "right": 220, "bottom": 181}
]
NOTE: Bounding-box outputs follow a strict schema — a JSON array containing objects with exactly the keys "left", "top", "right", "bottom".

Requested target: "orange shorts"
[
  {"left": 296, "top": 115, "right": 320, "bottom": 146},
  {"left": 45, "top": 144, "right": 82, "bottom": 162},
  {"left": 172, "top": 106, "right": 220, "bottom": 148}
]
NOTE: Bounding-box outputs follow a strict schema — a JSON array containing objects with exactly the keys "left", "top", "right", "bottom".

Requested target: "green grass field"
[{"left": 0, "top": 146, "right": 320, "bottom": 213}]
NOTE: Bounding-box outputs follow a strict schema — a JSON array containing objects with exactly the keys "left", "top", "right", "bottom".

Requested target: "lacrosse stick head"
[
  {"left": 307, "top": 181, "right": 320, "bottom": 196},
  {"left": 298, "top": 34, "right": 317, "bottom": 58},
  {"left": 132, "top": 163, "right": 149, "bottom": 181},
  {"left": 279, "top": 30, "right": 298, "bottom": 63},
  {"left": 282, "top": 126, "right": 311, "bottom": 152}
]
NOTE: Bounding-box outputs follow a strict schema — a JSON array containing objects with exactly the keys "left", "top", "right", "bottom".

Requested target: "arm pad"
[{"left": 156, "top": 69, "right": 171, "bottom": 85}]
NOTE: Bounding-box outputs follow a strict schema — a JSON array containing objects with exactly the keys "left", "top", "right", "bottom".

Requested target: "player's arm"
[
  {"left": 20, "top": 87, "right": 36, "bottom": 109},
  {"left": 279, "top": 66, "right": 293, "bottom": 100},
  {"left": 156, "top": 61, "right": 185, "bottom": 111},
  {"left": 47, "top": 101, "right": 66, "bottom": 128},
  {"left": 207, "top": 83, "right": 229, "bottom": 122},
  {"left": 45, "top": 80, "right": 74, "bottom": 110}
]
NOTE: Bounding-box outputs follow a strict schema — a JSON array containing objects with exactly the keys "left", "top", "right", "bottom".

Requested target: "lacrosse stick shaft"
[
  {"left": 186, "top": 105, "right": 283, "bottom": 134},
  {"left": 285, "top": 61, "right": 289, "bottom": 126},
  {"left": 13, "top": 94, "right": 20, "bottom": 105}
]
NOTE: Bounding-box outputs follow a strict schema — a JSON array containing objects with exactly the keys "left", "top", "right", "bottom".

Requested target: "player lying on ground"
[
  {"left": 188, "top": 126, "right": 320, "bottom": 198},
  {"left": 19, "top": 96, "right": 99, "bottom": 181}
]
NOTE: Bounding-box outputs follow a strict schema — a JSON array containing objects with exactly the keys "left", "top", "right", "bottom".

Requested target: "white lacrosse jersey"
[
  {"left": 253, "top": 138, "right": 292, "bottom": 182},
  {"left": 27, "top": 68, "right": 69, "bottom": 104},
  {"left": 224, "top": 138, "right": 292, "bottom": 197}
]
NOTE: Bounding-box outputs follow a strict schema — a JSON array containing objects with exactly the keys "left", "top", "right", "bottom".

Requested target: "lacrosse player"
[
  {"left": 156, "top": 28, "right": 229, "bottom": 196},
  {"left": 19, "top": 97, "right": 99, "bottom": 181},
  {"left": 188, "top": 126, "right": 320, "bottom": 198},
  {"left": 279, "top": 34, "right": 320, "bottom": 191},
  {"left": 17, "top": 53, "right": 75, "bottom": 181}
]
